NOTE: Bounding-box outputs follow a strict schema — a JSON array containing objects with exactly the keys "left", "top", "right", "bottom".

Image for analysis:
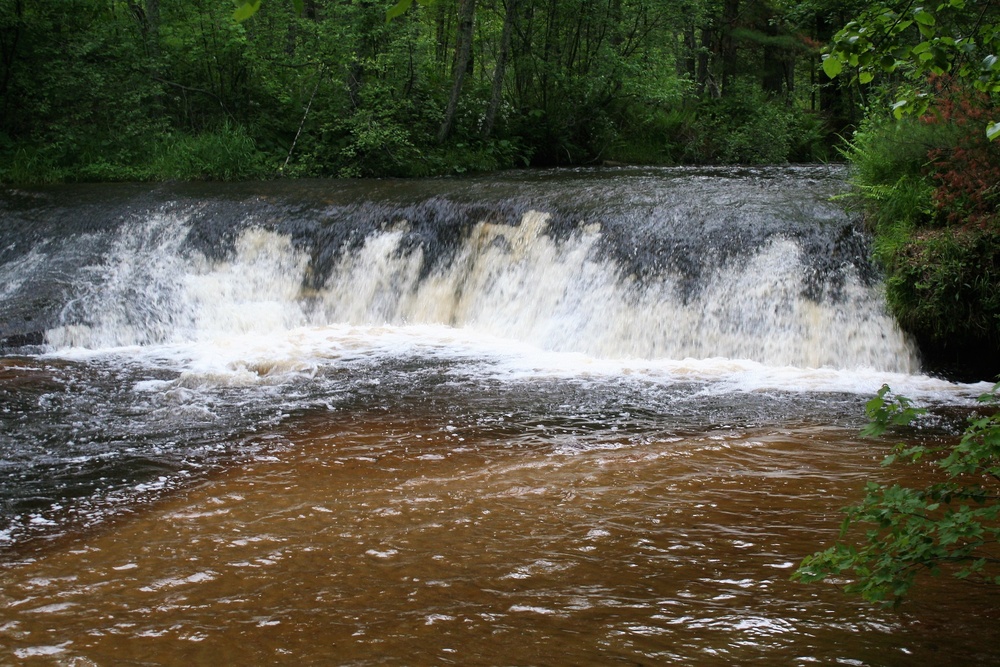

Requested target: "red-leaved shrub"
[{"left": 921, "top": 76, "right": 1000, "bottom": 227}]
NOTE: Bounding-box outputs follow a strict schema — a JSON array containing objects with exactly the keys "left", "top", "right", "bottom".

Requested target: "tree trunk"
[
  {"left": 145, "top": 0, "right": 160, "bottom": 60},
  {"left": 719, "top": 0, "right": 739, "bottom": 96},
  {"left": 761, "top": 11, "right": 795, "bottom": 97},
  {"left": 681, "top": 25, "right": 697, "bottom": 80},
  {"left": 762, "top": 43, "right": 785, "bottom": 95},
  {"left": 481, "top": 0, "right": 516, "bottom": 138},
  {"left": 0, "top": 0, "right": 24, "bottom": 128},
  {"left": 697, "top": 26, "right": 718, "bottom": 98},
  {"left": 438, "top": 0, "right": 477, "bottom": 143}
]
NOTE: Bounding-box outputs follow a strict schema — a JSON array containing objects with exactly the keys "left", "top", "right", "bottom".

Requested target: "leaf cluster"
[
  {"left": 795, "top": 382, "right": 1000, "bottom": 606},
  {"left": 822, "top": 0, "right": 1000, "bottom": 139}
]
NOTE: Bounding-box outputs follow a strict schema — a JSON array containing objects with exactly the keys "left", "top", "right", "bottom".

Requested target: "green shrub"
[
  {"left": 884, "top": 227, "right": 1000, "bottom": 353},
  {"left": 841, "top": 114, "right": 953, "bottom": 228},
  {"left": 0, "top": 146, "right": 64, "bottom": 184},
  {"left": 419, "top": 138, "right": 528, "bottom": 176},
  {"left": 689, "top": 79, "right": 823, "bottom": 165},
  {"left": 844, "top": 93, "right": 1000, "bottom": 375},
  {"left": 796, "top": 383, "right": 1000, "bottom": 606},
  {"left": 788, "top": 110, "right": 833, "bottom": 163},
  {"left": 151, "top": 123, "right": 271, "bottom": 181},
  {"left": 598, "top": 104, "right": 697, "bottom": 165}
]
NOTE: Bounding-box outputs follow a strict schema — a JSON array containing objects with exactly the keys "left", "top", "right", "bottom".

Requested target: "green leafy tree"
[
  {"left": 3, "top": 0, "right": 843, "bottom": 182},
  {"left": 821, "top": 0, "right": 1000, "bottom": 139},
  {"left": 795, "top": 383, "right": 1000, "bottom": 606}
]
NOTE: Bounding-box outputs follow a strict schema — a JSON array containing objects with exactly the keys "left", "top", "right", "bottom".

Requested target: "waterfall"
[{"left": 0, "top": 167, "right": 918, "bottom": 372}]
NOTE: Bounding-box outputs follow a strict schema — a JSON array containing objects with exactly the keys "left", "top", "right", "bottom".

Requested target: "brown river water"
[
  {"left": 1, "top": 169, "right": 998, "bottom": 664},
  {"left": 3, "top": 404, "right": 999, "bottom": 665}
]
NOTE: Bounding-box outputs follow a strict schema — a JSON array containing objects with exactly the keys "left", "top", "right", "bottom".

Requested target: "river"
[{"left": 0, "top": 166, "right": 997, "bottom": 664}]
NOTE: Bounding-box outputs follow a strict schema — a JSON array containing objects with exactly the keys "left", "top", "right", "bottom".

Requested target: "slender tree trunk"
[
  {"left": 435, "top": 1, "right": 451, "bottom": 78},
  {"left": 761, "top": 8, "right": 795, "bottom": 98},
  {"left": 512, "top": 1, "right": 534, "bottom": 110},
  {"left": 697, "top": 26, "right": 717, "bottom": 97},
  {"left": 719, "top": 0, "right": 739, "bottom": 96},
  {"left": 681, "top": 25, "right": 697, "bottom": 80},
  {"left": 538, "top": 0, "right": 560, "bottom": 113},
  {"left": 762, "top": 43, "right": 784, "bottom": 95},
  {"left": 438, "top": 0, "right": 477, "bottom": 143},
  {"left": 0, "top": 0, "right": 24, "bottom": 128},
  {"left": 145, "top": 0, "right": 160, "bottom": 59},
  {"left": 481, "top": 0, "right": 517, "bottom": 138}
]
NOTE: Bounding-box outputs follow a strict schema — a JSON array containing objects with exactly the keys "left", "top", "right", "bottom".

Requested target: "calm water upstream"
[{"left": 0, "top": 166, "right": 997, "bottom": 664}]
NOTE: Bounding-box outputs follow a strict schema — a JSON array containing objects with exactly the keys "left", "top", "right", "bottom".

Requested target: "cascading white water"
[
  {"left": 44, "top": 207, "right": 917, "bottom": 373},
  {"left": 313, "top": 210, "right": 916, "bottom": 370}
]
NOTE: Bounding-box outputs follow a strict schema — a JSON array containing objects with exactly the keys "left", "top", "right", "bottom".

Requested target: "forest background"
[
  {"left": 0, "top": 0, "right": 855, "bottom": 182},
  {"left": 1, "top": 0, "right": 997, "bottom": 375}
]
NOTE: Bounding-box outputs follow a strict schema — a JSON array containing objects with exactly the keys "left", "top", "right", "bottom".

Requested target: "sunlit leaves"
[
  {"left": 233, "top": 0, "right": 262, "bottom": 22},
  {"left": 232, "top": 0, "right": 304, "bottom": 22},
  {"left": 859, "top": 384, "right": 927, "bottom": 438},
  {"left": 822, "top": 53, "right": 842, "bottom": 79},
  {"left": 914, "top": 9, "right": 935, "bottom": 26},
  {"left": 385, "top": 0, "right": 435, "bottom": 21},
  {"left": 385, "top": 0, "right": 413, "bottom": 21}
]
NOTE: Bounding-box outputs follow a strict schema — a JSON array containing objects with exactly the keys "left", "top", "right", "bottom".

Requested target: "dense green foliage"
[
  {"left": 795, "top": 383, "right": 1000, "bottom": 606},
  {"left": 820, "top": 0, "right": 1000, "bottom": 376},
  {"left": 841, "top": 90, "right": 1000, "bottom": 374},
  {"left": 0, "top": 0, "right": 856, "bottom": 183},
  {"left": 821, "top": 0, "right": 1000, "bottom": 139}
]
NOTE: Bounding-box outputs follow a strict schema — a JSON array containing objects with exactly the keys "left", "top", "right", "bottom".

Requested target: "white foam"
[
  {"left": 40, "top": 212, "right": 985, "bottom": 402},
  {"left": 14, "top": 644, "right": 71, "bottom": 658}
]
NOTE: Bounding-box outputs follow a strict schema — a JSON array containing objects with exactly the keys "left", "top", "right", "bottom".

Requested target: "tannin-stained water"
[
  {"left": 1, "top": 167, "right": 998, "bottom": 664},
  {"left": 2, "top": 405, "right": 999, "bottom": 665}
]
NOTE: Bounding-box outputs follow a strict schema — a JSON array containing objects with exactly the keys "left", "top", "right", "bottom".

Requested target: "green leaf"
[
  {"left": 859, "top": 70, "right": 875, "bottom": 84},
  {"left": 233, "top": 0, "right": 262, "bottom": 22},
  {"left": 987, "top": 121, "right": 1000, "bottom": 141},
  {"left": 386, "top": 0, "right": 415, "bottom": 20},
  {"left": 914, "top": 10, "right": 936, "bottom": 26},
  {"left": 823, "top": 54, "right": 843, "bottom": 79}
]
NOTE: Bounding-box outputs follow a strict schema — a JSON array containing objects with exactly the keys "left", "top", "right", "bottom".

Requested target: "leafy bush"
[
  {"left": 923, "top": 79, "right": 1000, "bottom": 225},
  {"left": 0, "top": 146, "right": 64, "bottom": 184},
  {"left": 843, "top": 89, "right": 1000, "bottom": 374},
  {"left": 597, "top": 103, "right": 698, "bottom": 165},
  {"left": 151, "top": 123, "right": 271, "bottom": 181},
  {"left": 884, "top": 227, "right": 1000, "bottom": 352},
  {"left": 787, "top": 110, "right": 833, "bottom": 163},
  {"left": 689, "top": 79, "right": 822, "bottom": 164},
  {"left": 795, "top": 383, "right": 1000, "bottom": 606}
]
